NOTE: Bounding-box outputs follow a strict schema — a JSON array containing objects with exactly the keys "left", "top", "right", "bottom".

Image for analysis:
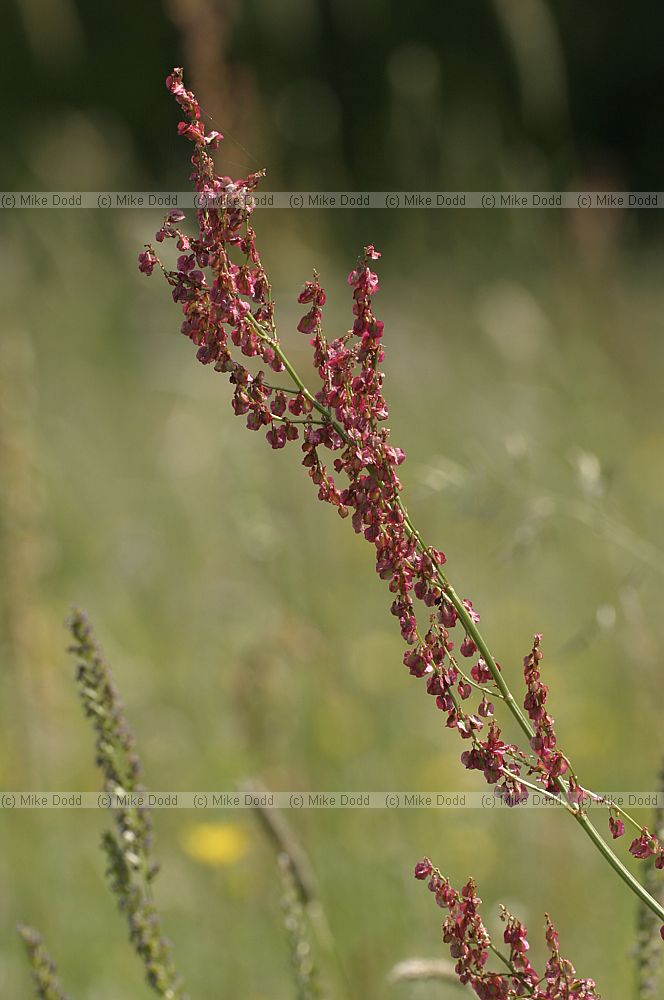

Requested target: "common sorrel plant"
[{"left": 138, "top": 68, "right": 663, "bottom": 993}]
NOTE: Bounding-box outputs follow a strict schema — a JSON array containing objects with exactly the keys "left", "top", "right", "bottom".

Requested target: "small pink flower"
[
  {"left": 609, "top": 816, "right": 625, "bottom": 839},
  {"left": 462, "top": 598, "right": 480, "bottom": 623},
  {"left": 414, "top": 858, "right": 433, "bottom": 880},
  {"left": 266, "top": 426, "right": 287, "bottom": 449},
  {"left": 460, "top": 636, "right": 476, "bottom": 658},
  {"left": 458, "top": 680, "right": 472, "bottom": 701},
  {"left": 138, "top": 248, "right": 158, "bottom": 275},
  {"left": 298, "top": 279, "right": 326, "bottom": 307},
  {"left": 177, "top": 120, "right": 205, "bottom": 143},
  {"left": 297, "top": 307, "right": 321, "bottom": 334},
  {"left": 629, "top": 830, "right": 656, "bottom": 860}
]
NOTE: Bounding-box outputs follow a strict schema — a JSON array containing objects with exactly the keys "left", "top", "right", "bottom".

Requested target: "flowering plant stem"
[
  {"left": 142, "top": 72, "right": 664, "bottom": 979},
  {"left": 248, "top": 314, "right": 664, "bottom": 926}
]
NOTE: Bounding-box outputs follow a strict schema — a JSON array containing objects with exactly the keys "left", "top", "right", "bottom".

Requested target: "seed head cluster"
[{"left": 414, "top": 859, "right": 601, "bottom": 998}]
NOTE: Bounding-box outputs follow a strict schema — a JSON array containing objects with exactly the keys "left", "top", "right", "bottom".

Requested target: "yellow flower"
[{"left": 181, "top": 822, "right": 250, "bottom": 867}]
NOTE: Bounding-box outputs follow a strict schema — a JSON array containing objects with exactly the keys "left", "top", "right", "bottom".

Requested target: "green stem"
[
  {"left": 495, "top": 770, "right": 577, "bottom": 816},
  {"left": 436, "top": 577, "right": 535, "bottom": 738},
  {"left": 574, "top": 810, "right": 664, "bottom": 921}
]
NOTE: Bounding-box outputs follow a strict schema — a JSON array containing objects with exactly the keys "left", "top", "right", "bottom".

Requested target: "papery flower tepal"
[{"left": 140, "top": 66, "right": 664, "bottom": 983}]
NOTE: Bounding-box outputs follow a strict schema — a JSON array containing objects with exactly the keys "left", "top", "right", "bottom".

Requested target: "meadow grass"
[{"left": 2, "top": 202, "right": 664, "bottom": 997}]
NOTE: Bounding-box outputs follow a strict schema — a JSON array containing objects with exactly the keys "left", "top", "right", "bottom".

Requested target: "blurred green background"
[{"left": 2, "top": 1, "right": 664, "bottom": 997}]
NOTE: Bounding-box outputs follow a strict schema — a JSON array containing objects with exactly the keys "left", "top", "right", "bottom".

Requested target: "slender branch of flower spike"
[
  {"left": 271, "top": 415, "right": 328, "bottom": 426},
  {"left": 495, "top": 770, "right": 577, "bottom": 815},
  {"left": 68, "top": 611, "right": 187, "bottom": 1000},
  {"left": 263, "top": 383, "right": 304, "bottom": 395},
  {"left": 583, "top": 791, "right": 650, "bottom": 836},
  {"left": 438, "top": 580, "right": 536, "bottom": 731},
  {"left": 17, "top": 926, "right": 72, "bottom": 1000},
  {"left": 456, "top": 664, "right": 505, "bottom": 700},
  {"left": 445, "top": 645, "right": 507, "bottom": 702}
]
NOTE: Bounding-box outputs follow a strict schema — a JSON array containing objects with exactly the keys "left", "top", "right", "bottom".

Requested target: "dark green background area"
[{"left": 4, "top": 1, "right": 664, "bottom": 193}]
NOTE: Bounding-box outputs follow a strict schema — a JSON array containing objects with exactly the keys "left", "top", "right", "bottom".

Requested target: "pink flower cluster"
[
  {"left": 523, "top": 634, "right": 568, "bottom": 791},
  {"left": 145, "top": 70, "right": 520, "bottom": 800},
  {"left": 414, "top": 859, "right": 600, "bottom": 999},
  {"left": 141, "top": 69, "right": 664, "bottom": 938}
]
